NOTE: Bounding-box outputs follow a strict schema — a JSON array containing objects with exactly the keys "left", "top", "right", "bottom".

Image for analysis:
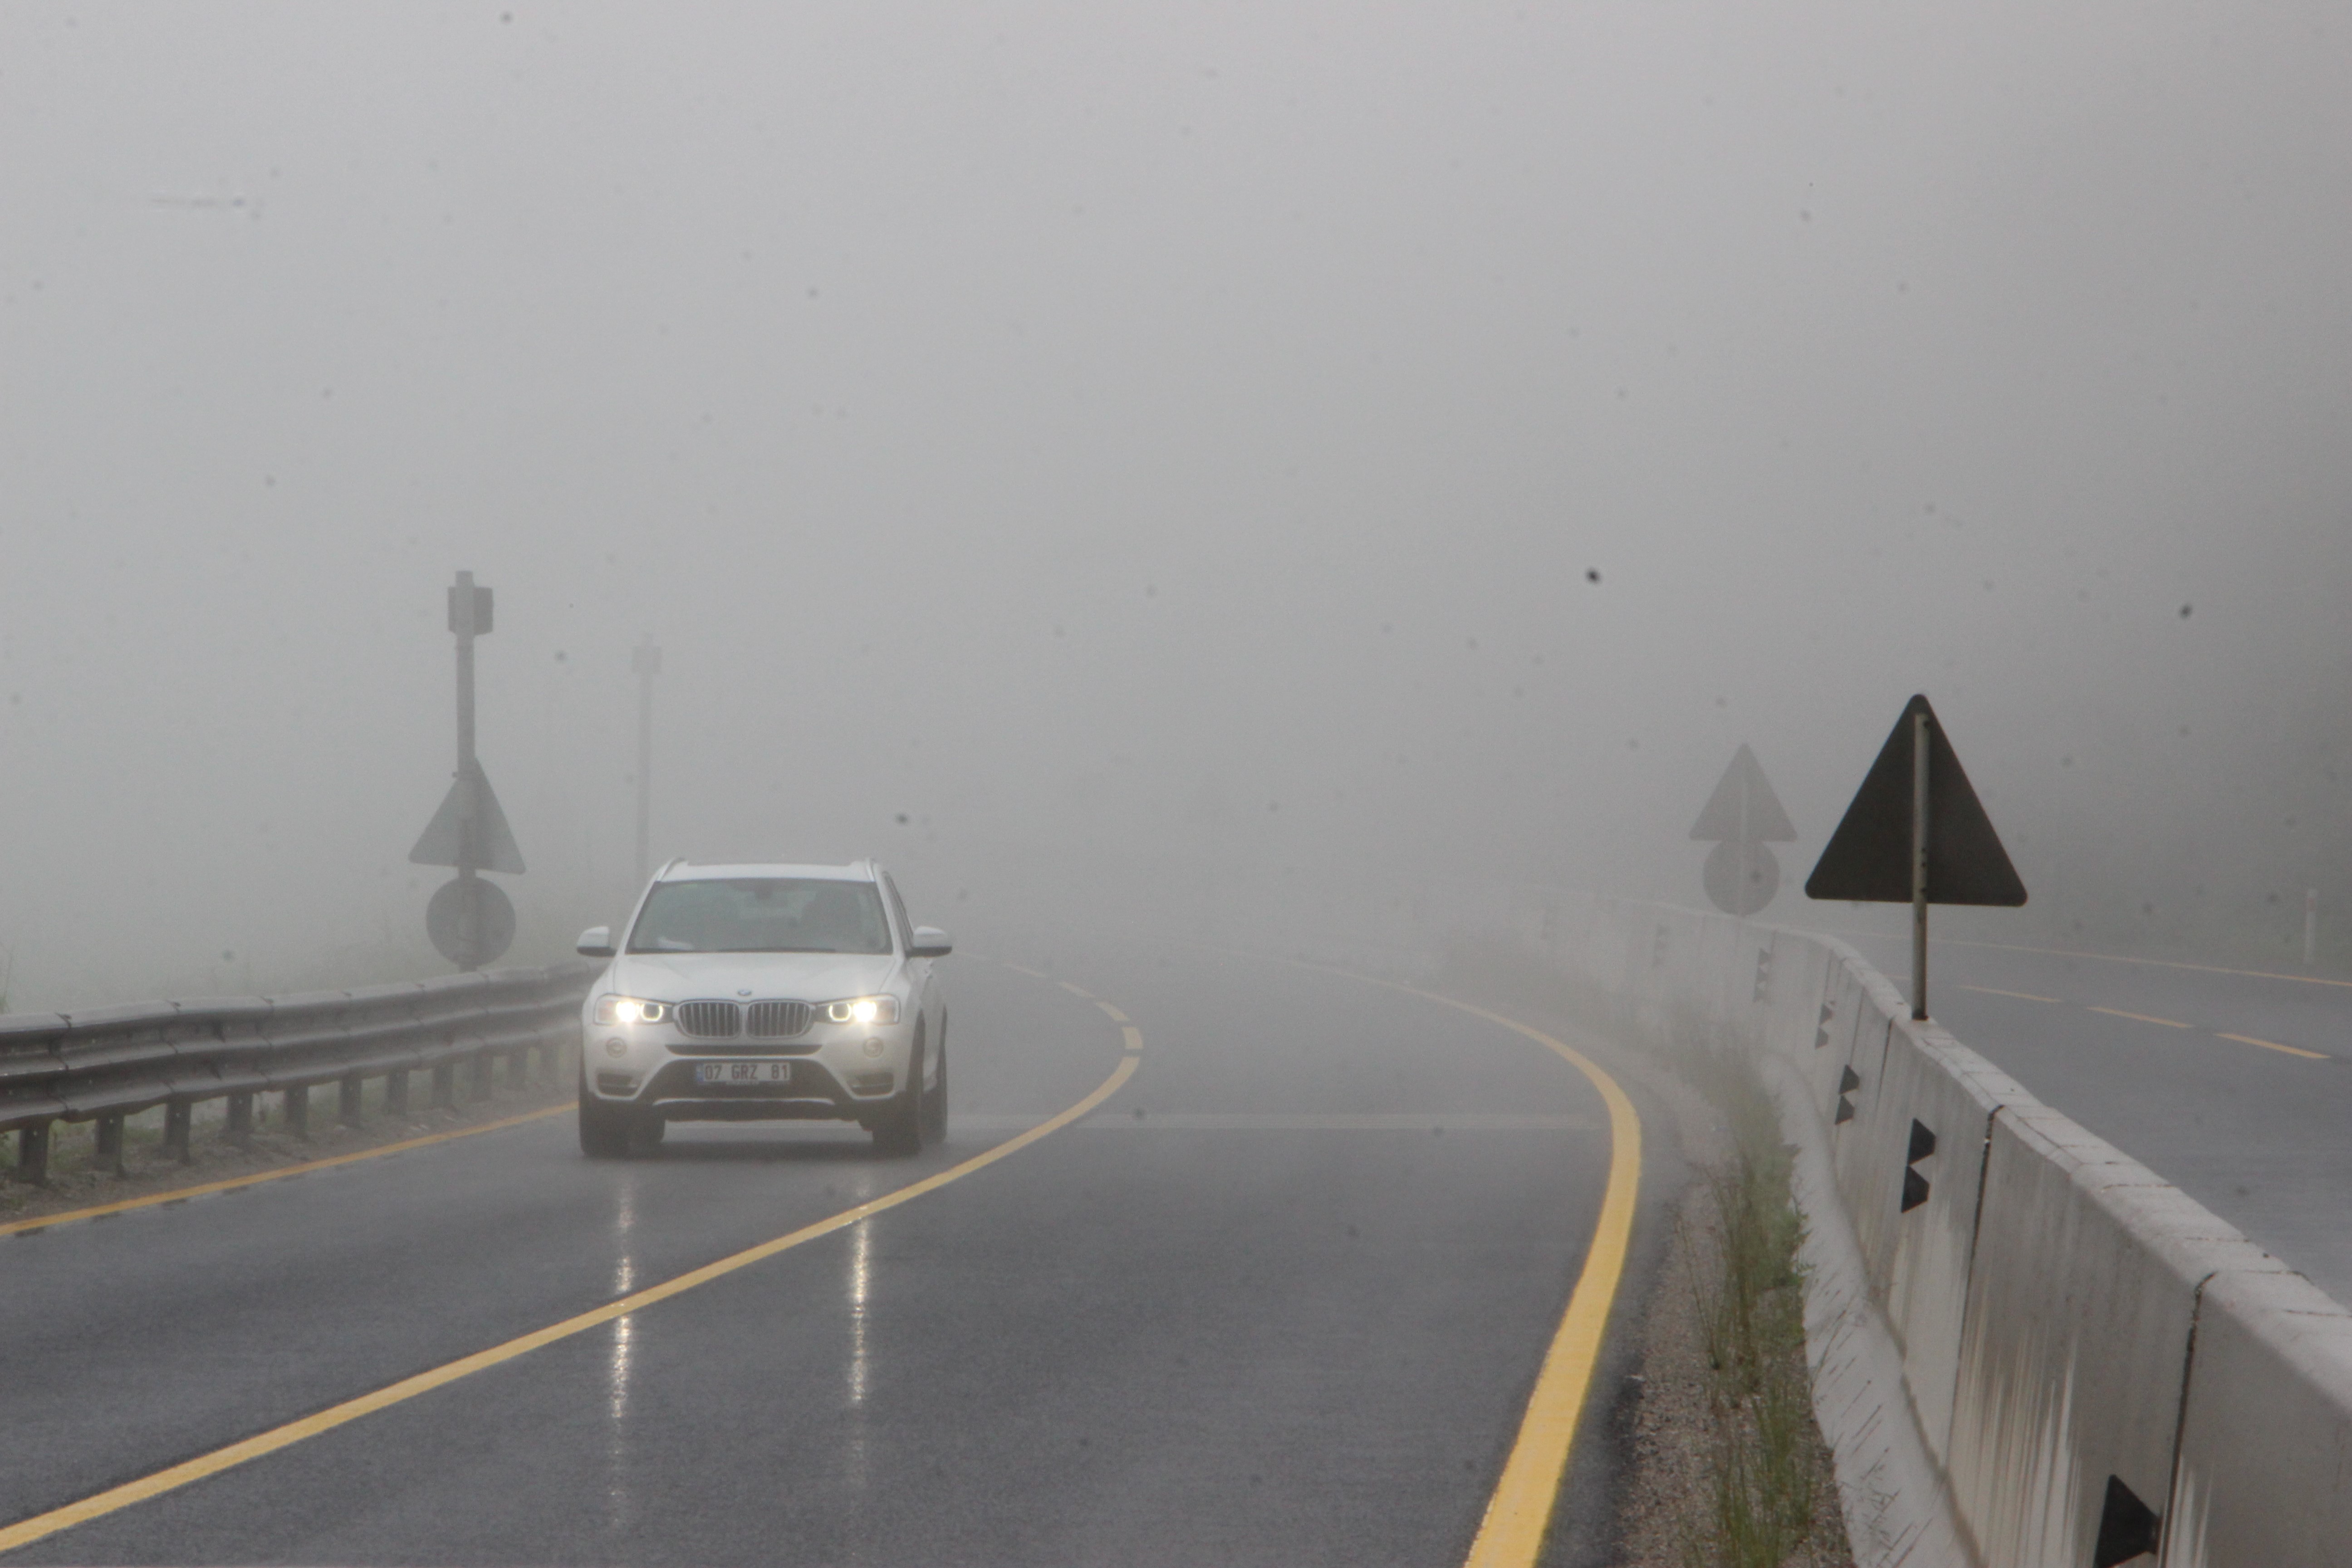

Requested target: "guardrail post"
[
  {"left": 164, "top": 1101, "right": 192, "bottom": 1163},
  {"left": 15, "top": 1121, "right": 51, "bottom": 1186},
  {"left": 470, "top": 1049, "right": 494, "bottom": 1100},
  {"left": 431, "top": 1059, "right": 456, "bottom": 1110},
  {"left": 386, "top": 1067, "right": 409, "bottom": 1116},
  {"left": 284, "top": 1084, "right": 309, "bottom": 1138},
  {"left": 338, "top": 1074, "right": 364, "bottom": 1128},
  {"left": 94, "top": 1113, "right": 126, "bottom": 1175},
  {"left": 227, "top": 1091, "right": 254, "bottom": 1147}
]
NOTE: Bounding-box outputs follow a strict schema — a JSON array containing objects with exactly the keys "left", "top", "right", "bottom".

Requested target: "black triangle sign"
[
  {"left": 1691, "top": 744, "right": 1798, "bottom": 844},
  {"left": 409, "top": 761, "right": 527, "bottom": 875},
  {"left": 1805, "top": 695, "right": 2025, "bottom": 906}
]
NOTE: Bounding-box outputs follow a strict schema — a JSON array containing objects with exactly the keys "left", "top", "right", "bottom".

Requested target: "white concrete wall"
[{"left": 1414, "top": 889, "right": 2352, "bottom": 1568}]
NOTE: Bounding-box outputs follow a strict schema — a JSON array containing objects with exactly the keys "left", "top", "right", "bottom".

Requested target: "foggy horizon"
[{"left": 5, "top": 2, "right": 2347, "bottom": 1011}]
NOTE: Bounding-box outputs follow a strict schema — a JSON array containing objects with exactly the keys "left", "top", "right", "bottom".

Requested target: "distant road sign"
[
  {"left": 1690, "top": 744, "right": 1798, "bottom": 845},
  {"left": 409, "top": 762, "right": 526, "bottom": 874},
  {"left": 1693, "top": 744, "right": 1797, "bottom": 916},
  {"left": 416, "top": 571, "right": 525, "bottom": 972},
  {"left": 426, "top": 876, "right": 515, "bottom": 969},
  {"left": 1704, "top": 840, "right": 1780, "bottom": 917}
]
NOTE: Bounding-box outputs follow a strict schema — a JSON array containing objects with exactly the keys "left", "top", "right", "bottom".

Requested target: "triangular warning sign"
[
  {"left": 1805, "top": 696, "right": 2024, "bottom": 906},
  {"left": 409, "top": 762, "right": 526, "bottom": 874},
  {"left": 1691, "top": 744, "right": 1798, "bottom": 844}
]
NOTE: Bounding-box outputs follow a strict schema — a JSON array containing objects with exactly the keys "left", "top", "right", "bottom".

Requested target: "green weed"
[{"left": 1683, "top": 1054, "right": 1818, "bottom": 1568}]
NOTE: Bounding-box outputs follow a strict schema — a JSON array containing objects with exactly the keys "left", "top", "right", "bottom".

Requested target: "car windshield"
[{"left": 627, "top": 878, "right": 892, "bottom": 955}]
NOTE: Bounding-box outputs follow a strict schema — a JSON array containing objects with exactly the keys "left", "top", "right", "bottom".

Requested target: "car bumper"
[{"left": 581, "top": 1019, "right": 910, "bottom": 1122}]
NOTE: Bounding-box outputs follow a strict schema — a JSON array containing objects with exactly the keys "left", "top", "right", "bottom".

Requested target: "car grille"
[
  {"left": 675, "top": 1000, "right": 742, "bottom": 1039},
  {"left": 747, "top": 1000, "right": 813, "bottom": 1038}
]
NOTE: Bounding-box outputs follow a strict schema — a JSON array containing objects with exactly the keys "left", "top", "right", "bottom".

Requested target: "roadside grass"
[
  {"left": 1679, "top": 1048, "right": 1820, "bottom": 1568},
  {"left": 1426, "top": 935, "right": 1846, "bottom": 1566}
]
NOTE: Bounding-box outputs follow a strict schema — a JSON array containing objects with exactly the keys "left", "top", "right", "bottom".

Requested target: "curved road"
[
  {"left": 1846, "top": 931, "right": 2352, "bottom": 1305},
  {"left": 0, "top": 948, "right": 1634, "bottom": 1567}
]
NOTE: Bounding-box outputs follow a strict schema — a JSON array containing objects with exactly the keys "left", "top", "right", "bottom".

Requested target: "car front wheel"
[
  {"left": 871, "top": 1035, "right": 926, "bottom": 1158},
  {"left": 920, "top": 1023, "right": 947, "bottom": 1143},
  {"left": 578, "top": 1078, "right": 631, "bottom": 1159}
]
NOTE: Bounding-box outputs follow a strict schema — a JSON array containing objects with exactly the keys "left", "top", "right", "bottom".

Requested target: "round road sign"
[
  {"left": 426, "top": 875, "right": 516, "bottom": 969},
  {"left": 1703, "top": 840, "right": 1780, "bottom": 917}
]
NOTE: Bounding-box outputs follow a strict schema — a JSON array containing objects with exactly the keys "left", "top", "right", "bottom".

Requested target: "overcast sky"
[{"left": 3, "top": 2, "right": 2347, "bottom": 1007}]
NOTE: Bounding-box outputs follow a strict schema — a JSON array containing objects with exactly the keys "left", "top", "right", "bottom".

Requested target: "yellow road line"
[
  {"left": 1003, "top": 963, "right": 1046, "bottom": 979},
  {"left": 1097, "top": 1001, "right": 1131, "bottom": 1024},
  {"left": 1956, "top": 984, "right": 2062, "bottom": 1004},
  {"left": 0, "top": 1104, "right": 571, "bottom": 1240},
  {"left": 2217, "top": 1032, "right": 2329, "bottom": 1061},
  {"left": 1447, "top": 1001, "right": 1640, "bottom": 1568},
  {"left": 1235, "top": 951, "right": 1639, "bottom": 1568},
  {"left": 2088, "top": 1005, "right": 2191, "bottom": 1029},
  {"left": 1121, "top": 1025, "right": 1143, "bottom": 1053},
  {"left": 0, "top": 1053, "right": 1141, "bottom": 1557},
  {"left": 1058, "top": 980, "right": 1094, "bottom": 999}
]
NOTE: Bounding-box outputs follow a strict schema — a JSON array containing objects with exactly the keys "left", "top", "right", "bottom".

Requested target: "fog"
[{"left": 3, "top": 3, "right": 2346, "bottom": 1010}]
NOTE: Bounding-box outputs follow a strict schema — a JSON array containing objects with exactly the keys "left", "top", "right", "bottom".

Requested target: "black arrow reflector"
[
  {"left": 1815, "top": 1001, "right": 1836, "bottom": 1049},
  {"left": 1835, "top": 1066, "right": 1861, "bottom": 1125},
  {"left": 1907, "top": 1119, "right": 1937, "bottom": 1163},
  {"left": 1753, "top": 948, "right": 1774, "bottom": 1004},
  {"left": 1901, "top": 1119, "right": 1938, "bottom": 1212},
  {"left": 2092, "top": 1475, "right": 2161, "bottom": 1567}
]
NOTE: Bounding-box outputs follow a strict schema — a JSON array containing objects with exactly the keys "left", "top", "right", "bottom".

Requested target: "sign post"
[
  {"left": 1692, "top": 744, "right": 1798, "bottom": 916},
  {"left": 1911, "top": 705, "right": 1930, "bottom": 1019},
  {"left": 411, "top": 571, "right": 525, "bottom": 971},
  {"left": 632, "top": 633, "right": 662, "bottom": 890},
  {"left": 1806, "top": 694, "right": 2026, "bottom": 1020}
]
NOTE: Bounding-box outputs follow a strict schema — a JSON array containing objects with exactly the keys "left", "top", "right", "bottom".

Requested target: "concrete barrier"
[
  {"left": 1366, "top": 886, "right": 2352, "bottom": 1568},
  {"left": 1947, "top": 1105, "right": 2282, "bottom": 1566},
  {"left": 2167, "top": 1265, "right": 2352, "bottom": 1564},
  {"left": 1848, "top": 1022, "right": 2021, "bottom": 1472}
]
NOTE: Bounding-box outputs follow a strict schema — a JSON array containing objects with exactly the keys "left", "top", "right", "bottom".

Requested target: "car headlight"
[
  {"left": 593, "top": 995, "right": 670, "bottom": 1025},
  {"left": 824, "top": 995, "right": 900, "bottom": 1026}
]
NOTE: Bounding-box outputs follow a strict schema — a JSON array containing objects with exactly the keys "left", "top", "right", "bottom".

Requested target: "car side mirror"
[
  {"left": 909, "top": 926, "right": 953, "bottom": 959},
  {"left": 576, "top": 925, "right": 616, "bottom": 958}
]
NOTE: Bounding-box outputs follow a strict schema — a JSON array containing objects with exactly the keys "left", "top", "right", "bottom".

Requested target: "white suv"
[{"left": 573, "top": 859, "right": 951, "bottom": 1158}]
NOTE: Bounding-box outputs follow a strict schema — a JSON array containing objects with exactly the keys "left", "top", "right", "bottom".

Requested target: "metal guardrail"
[{"left": 0, "top": 964, "right": 596, "bottom": 1184}]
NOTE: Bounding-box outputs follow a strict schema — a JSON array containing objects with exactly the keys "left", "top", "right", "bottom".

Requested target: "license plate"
[{"left": 695, "top": 1061, "right": 792, "bottom": 1086}]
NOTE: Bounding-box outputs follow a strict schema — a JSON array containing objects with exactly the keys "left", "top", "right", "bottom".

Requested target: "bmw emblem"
[{"left": 737, "top": 989, "right": 753, "bottom": 997}]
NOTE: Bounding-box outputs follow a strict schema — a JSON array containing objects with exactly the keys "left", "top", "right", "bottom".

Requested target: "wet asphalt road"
[
  {"left": 0, "top": 947, "right": 1627, "bottom": 1567},
  {"left": 1846, "top": 931, "right": 2352, "bottom": 1303}
]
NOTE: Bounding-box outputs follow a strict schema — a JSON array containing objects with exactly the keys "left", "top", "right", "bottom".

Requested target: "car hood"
[{"left": 602, "top": 951, "right": 901, "bottom": 1003}]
